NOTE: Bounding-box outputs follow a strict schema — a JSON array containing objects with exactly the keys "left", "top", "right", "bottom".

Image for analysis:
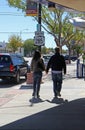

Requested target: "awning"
[
  {"left": 49, "top": 0, "right": 85, "bottom": 12},
  {"left": 32, "top": 0, "right": 85, "bottom": 12}
]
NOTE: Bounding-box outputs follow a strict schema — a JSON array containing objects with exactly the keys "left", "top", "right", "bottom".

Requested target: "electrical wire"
[
  {"left": 0, "top": 32, "right": 34, "bottom": 34},
  {"left": 0, "top": 12, "right": 25, "bottom": 16}
]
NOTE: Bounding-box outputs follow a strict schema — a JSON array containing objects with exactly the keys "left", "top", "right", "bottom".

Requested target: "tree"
[
  {"left": 41, "top": 7, "right": 78, "bottom": 52},
  {"left": 23, "top": 39, "right": 37, "bottom": 56},
  {"left": 7, "top": 0, "right": 26, "bottom": 11},
  {"left": 73, "top": 44, "right": 83, "bottom": 57},
  {"left": 41, "top": 46, "right": 54, "bottom": 54},
  {"left": 7, "top": 0, "right": 85, "bottom": 53},
  {"left": 41, "top": 46, "right": 47, "bottom": 54},
  {"left": 7, "top": 34, "right": 23, "bottom": 52},
  {"left": 68, "top": 29, "right": 85, "bottom": 56}
]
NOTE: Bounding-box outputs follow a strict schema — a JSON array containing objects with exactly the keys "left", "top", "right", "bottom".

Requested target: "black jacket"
[{"left": 46, "top": 53, "right": 66, "bottom": 74}]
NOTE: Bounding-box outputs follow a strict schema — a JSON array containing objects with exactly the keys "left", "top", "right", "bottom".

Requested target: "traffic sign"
[
  {"left": 34, "top": 31, "right": 45, "bottom": 46},
  {"left": 34, "top": 36, "right": 45, "bottom": 46},
  {"left": 35, "top": 31, "right": 44, "bottom": 36}
]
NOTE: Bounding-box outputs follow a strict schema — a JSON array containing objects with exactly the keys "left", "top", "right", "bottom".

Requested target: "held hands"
[{"left": 45, "top": 70, "right": 48, "bottom": 74}]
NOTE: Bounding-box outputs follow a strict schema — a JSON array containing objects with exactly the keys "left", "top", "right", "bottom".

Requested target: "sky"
[{"left": 0, "top": 0, "right": 56, "bottom": 48}]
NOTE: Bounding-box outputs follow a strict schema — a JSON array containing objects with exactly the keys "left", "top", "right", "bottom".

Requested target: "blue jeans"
[
  {"left": 52, "top": 72, "right": 62, "bottom": 96},
  {"left": 33, "top": 71, "right": 42, "bottom": 96}
]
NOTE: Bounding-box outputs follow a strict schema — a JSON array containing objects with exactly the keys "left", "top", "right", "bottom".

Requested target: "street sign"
[
  {"left": 34, "top": 31, "right": 45, "bottom": 46},
  {"left": 26, "top": 0, "right": 37, "bottom": 16},
  {"left": 34, "top": 35, "right": 45, "bottom": 46},
  {"left": 35, "top": 31, "right": 44, "bottom": 36}
]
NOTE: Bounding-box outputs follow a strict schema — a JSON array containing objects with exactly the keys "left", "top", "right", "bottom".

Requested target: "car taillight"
[{"left": 10, "top": 64, "right": 14, "bottom": 71}]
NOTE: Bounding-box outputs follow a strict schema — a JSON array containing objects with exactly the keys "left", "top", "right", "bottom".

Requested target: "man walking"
[{"left": 46, "top": 47, "right": 66, "bottom": 97}]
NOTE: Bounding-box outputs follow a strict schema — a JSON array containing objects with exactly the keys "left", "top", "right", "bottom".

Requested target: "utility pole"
[
  {"left": 34, "top": 2, "right": 45, "bottom": 52},
  {"left": 38, "top": 3, "right": 42, "bottom": 52}
]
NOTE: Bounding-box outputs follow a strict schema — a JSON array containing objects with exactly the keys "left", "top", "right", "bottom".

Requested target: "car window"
[
  {"left": 11, "top": 55, "right": 25, "bottom": 65},
  {"left": 0, "top": 55, "right": 11, "bottom": 64}
]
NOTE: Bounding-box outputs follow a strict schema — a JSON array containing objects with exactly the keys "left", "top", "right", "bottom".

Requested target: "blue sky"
[{"left": 0, "top": 0, "right": 56, "bottom": 48}]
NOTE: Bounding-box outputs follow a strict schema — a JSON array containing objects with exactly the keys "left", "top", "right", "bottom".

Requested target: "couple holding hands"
[{"left": 30, "top": 47, "right": 66, "bottom": 98}]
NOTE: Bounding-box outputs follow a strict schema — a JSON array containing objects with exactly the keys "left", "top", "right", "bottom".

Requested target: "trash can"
[{"left": 77, "top": 63, "right": 83, "bottom": 78}]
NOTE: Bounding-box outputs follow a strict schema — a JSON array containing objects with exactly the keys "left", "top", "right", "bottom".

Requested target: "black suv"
[{"left": 0, "top": 53, "right": 28, "bottom": 84}]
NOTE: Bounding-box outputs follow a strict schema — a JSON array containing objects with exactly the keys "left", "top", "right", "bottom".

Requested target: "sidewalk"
[{"left": 0, "top": 62, "right": 85, "bottom": 130}]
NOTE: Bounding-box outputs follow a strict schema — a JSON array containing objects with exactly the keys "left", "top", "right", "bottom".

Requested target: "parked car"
[
  {"left": 0, "top": 53, "right": 28, "bottom": 84},
  {"left": 64, "top": 55, "right": 77, "bottom": 62},
  {"left": 70, "top": 56, "right": 77, "bottom": 61},
  {"left": 43, "top": 54, "right": 52, "bottom": 67}
]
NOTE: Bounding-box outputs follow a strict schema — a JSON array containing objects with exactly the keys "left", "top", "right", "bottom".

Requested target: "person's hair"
[
  {"left": 33, "top": 50, "right": 41, "bottom": 60},
  {"left": 55, "top": 46, "right": 60, "bottom": 53}
]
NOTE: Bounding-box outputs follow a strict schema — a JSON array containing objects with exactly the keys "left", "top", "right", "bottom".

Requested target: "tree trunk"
[{"left": 54, "top": 38, "right": 62, "bottom": 53}]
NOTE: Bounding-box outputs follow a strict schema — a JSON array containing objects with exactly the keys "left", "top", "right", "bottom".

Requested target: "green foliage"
[
  {"left": 73, "top": 44, "right": 83, "bottom": 57},
  {"left": 23, "top": 39, "right": 37, "bottom": 56},
  {"left": 41, "top": 6, "right": 76, "bottom": 49},
  {"left": 41, "top": 46, "right": 47, "bottom": 54},
  {"left": 41, "top": 46, "right": 50, "bottom": 54},
  {"left": 7, "top": 0, "right": 26, "bottom": 11},
  {"left": 8, "top": 35, "right": 23, "bottom": 52},
  {"left": 7, "top": 0, "right": 85, "bottom": 56}
]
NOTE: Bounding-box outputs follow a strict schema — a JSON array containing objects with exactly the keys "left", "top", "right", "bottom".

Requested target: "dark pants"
[
  {"left": 33, "top": 71, "right": 42, "bottom": 96},
  {"left": 52, "top": 72, "right": 62, "bottom": 96}
]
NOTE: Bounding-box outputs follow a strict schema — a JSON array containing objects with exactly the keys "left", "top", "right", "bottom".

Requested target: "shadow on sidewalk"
[
  {"left": 20, "top": 84, "right": 33, "bottom": 89},
  {"left": 46, "top": 97, "right": 68, "bottom": 105},
  {"left": 0, "top": 98, "right": 85, "bottom": 130}
]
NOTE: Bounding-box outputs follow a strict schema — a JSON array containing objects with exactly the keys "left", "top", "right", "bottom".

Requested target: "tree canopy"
[
  {"left": 8, "top": 34, "right": 23, "bottom": 52},
  {"left": 7, "top": 0, "right": 85, "bottom": 55},
  {"left": 23, "top": 39, "right": 37, "bottom": 56}
]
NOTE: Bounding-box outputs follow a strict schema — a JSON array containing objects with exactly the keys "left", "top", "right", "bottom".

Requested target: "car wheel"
[{"left": 15, "top": 71, "right": 20, "bottom": 84}]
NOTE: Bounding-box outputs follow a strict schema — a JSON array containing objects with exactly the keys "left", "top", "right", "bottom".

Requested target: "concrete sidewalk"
[{"left": 0, "top": 62, "right": 85, "bottom": 130}]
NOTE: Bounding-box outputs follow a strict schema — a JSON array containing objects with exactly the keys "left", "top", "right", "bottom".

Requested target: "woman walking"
[{"left": 30, "top": 50, "right": 45, "bottom": 98}]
